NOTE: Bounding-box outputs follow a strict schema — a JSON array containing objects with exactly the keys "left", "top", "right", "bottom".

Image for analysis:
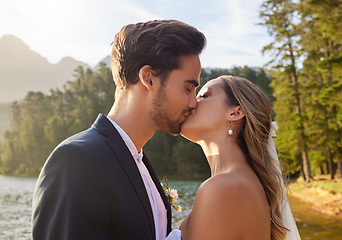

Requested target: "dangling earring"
[{"left": 228, "top": 120, "right": 233, "bottom": 136}]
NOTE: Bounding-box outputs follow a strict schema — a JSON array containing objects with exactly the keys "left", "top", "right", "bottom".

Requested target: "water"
[
  {"left": 1, "top": 176, "right": 342, "bottom": 240},
  {"left": 288, "top": 195, "right": 342, "bottom": 240},
  {"left": 0, "top": 175, "right": 36, "bottom": 240},
  {"left": 166, "top": 179, "right": 203, "bottom": 228}
]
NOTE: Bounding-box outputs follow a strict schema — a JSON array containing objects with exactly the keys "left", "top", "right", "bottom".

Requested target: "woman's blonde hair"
[{"left": 219, "top": 75, "right": 288, "bottom": 240}]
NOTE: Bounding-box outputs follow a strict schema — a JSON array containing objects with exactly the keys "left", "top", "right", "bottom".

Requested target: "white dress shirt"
[{"left": 108, "top": 118, "right": 167, "bottom": 240}]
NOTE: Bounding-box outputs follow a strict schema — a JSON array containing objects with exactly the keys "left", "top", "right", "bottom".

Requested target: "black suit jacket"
[{"left": 32, "top": 114, "right": 172, "bottom": 240}]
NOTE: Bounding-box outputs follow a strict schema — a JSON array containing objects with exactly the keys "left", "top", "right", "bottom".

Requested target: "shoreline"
[
  {"left": 2, "top": 173, "right": 341, "bottom": 218},
  {"left": 288, "top": 176, "right": 342, "bottom": 218}
]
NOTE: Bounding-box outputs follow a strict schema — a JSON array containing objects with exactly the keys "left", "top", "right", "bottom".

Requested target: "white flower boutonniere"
[{"left": 161, "top": 177, "right": 182, "bottom": 212}]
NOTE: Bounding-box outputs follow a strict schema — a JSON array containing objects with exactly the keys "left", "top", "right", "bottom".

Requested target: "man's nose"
[{"left": 188, "top": 94, "right": 198, "bottom": 109}]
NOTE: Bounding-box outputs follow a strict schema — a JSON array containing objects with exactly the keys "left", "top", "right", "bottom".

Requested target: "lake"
[{"left": 0, "top": 175, "right": 341, "bottom": 239}]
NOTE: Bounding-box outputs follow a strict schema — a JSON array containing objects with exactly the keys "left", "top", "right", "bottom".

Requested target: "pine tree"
[
  {"left": 259, "top": 0, "right": 312, "bottom": 181},
  {"left": 299, "top": 0, "right": 342, "bottom": 179}
]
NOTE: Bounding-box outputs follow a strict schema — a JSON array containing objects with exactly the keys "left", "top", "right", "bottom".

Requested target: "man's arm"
[{"left": 32, "top": 143, "right": 110, "bottom": 240}]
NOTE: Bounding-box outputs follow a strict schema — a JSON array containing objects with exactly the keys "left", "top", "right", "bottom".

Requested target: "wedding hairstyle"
[
  {"left": 220, "top": 76, "right": 288, "bottom": 240},
  {"left": 111, "top": 19, "right": 206, "bottom": 90}
]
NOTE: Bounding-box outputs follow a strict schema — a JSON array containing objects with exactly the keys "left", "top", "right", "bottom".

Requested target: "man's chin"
[
  {"left": 166, "top": 127, "right": 181, "bottom": 136},
  {"left": 158, "top": 129, "right": 180, "bottom": 136},
  {"left": 160, "top": 123, "right": 182, "bottom": 136}
]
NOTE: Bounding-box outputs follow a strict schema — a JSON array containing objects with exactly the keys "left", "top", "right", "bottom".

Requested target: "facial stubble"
[{"left": 151, "top": 86, "right": 187, "bottom": 135}]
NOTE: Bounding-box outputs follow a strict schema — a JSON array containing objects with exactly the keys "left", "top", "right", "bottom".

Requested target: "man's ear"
[
  {"left": 227, "top": 106, "right": 245, "bottom": 121},
  {"left": 138, "top": 65, "right": 154, "bottom": 91}
]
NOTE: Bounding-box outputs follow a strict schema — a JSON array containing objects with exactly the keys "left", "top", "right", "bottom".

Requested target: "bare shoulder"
[
  {"left": 196, "top": 173, "right": 255, "bottom": 204},
  {"left": 196, "top": 172, "right": 270, "bottom": 216},
  {"left": 184, "top": 173, "right": 270, "bottom": 240}
]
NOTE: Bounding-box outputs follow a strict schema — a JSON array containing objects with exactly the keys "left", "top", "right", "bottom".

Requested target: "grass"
[
  {"left": 287, "top": 182, "right": 305, "bottom": 191},
  {"left": 292, "top": 175, "right": 342, "bottom": 193},
  {"left": 311, "top": 181, "right": 342, "bottom": 193}
]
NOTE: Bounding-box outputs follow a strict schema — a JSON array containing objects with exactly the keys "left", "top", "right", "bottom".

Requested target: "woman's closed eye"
[{"left": 198, "top": 92, "right": 209, "bottom": 98}]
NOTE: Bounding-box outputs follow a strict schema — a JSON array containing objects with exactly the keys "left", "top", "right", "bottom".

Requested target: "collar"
[{"left": 106, "top": 117, "right": 143, "bottom": 162}]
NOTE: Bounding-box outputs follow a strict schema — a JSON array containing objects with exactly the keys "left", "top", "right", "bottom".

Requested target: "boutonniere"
[{"left": 161, "top": 177, "right": 182, "bottom": 212}]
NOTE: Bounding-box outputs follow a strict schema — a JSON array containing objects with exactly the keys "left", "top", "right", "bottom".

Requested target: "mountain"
[
  {"left": 0, "top": 35, "right": 90, "bottom": 103},
  {"left": 97, "top": 55, "right": 111, "bottom": 68}
]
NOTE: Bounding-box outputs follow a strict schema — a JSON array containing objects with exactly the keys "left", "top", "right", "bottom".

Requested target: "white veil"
[{"left": 269, "top": 122, "right": 301, "bottom": 240}]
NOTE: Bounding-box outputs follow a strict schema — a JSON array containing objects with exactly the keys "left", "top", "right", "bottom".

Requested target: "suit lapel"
[
  {"left": 143, "top": 155, "right": 172, "bottom": 234},
  {"left": 92, "top": 114, "right": 156, "bottom": 239}
]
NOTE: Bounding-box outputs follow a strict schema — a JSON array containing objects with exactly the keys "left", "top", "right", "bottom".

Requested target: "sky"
[{"left": 0, "top": 0, "right": 272, "bottom": 69}]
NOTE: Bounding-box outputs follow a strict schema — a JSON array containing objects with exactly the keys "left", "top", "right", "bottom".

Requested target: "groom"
[{"left": 32, "top": 20, "right": 206, "bottom": 240}]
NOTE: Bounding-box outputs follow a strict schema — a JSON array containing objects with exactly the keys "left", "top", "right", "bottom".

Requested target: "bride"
[{"left": 166, "top": 76, "right": 301, "bottom": 240}]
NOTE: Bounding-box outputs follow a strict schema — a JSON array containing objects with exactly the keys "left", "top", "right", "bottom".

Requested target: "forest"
[
  {"left": 0, "top": 0, "right": 341, "bottom": 181},
  {"left": 0, "top": 64, "right": 272, "bottom": 177}
]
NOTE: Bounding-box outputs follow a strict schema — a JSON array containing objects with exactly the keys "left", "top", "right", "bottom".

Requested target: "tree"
[
  {"left": 259, "top": 0, "right": 312, "bottom": 181},
  {"left": 0, "top": 65, "right": 115, "bottom": 175},
  {"left": 0, "top": 64, "right": 274, "bottom": 177},
  {"left": 299, "top": 0, "right": 342, "bottom": 179}
]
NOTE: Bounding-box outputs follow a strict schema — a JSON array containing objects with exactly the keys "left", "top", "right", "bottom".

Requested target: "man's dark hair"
[{"left": 111, "top": 19, "right": 206, "bottom": 89}]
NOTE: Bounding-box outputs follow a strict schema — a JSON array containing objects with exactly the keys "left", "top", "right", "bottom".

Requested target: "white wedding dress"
[{"left": 165, "top": 122, "right": 301, "bottom": 240}]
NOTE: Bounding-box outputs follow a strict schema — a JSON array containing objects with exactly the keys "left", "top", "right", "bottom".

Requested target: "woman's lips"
[{"left": 182, "top": 111, "right": 194, "bottom": 122}]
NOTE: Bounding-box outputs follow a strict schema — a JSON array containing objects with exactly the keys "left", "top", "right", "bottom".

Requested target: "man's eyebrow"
[{"left": 185, "top": 79, "right": 200, "bottom": 87}]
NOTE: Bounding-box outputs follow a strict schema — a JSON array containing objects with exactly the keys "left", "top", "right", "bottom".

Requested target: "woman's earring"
[{"left": 228, "top": 120, "right": 233, "bottom": 136}]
